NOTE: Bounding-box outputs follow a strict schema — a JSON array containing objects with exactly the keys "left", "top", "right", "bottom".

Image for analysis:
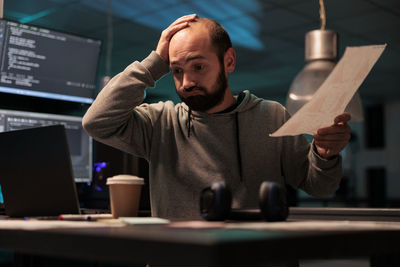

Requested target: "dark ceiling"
[{"left": 3, "top": 0, "right": 400, "bottom": 104}]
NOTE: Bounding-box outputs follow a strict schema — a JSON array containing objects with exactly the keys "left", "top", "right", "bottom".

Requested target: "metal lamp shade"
[{"left": 286, "top": 30, "right": 363, "bottom": 121}]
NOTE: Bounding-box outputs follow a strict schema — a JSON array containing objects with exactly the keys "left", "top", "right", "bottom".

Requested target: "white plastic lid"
[{"left": 106, "top": 175, "right": 144, "bottom": 185}]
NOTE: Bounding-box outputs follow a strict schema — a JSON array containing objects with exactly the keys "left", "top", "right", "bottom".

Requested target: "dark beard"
[{"left": 177, "top": 67, "right": 227, "bottom": 112}]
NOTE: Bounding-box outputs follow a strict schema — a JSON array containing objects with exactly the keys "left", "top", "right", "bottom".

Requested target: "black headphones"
[{"left": 200, "top": 181, "right": 289, "bottom": 222}]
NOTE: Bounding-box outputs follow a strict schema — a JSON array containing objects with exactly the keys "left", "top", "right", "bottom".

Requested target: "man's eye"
[
  {"left": 194, "top": 65, "right": 204, "bottom": 71},
  {"left": 173, "top": 68, "right": 182, "bottom": 74}
]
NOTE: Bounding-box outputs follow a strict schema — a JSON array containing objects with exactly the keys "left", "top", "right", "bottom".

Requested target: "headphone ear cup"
[
  {"left": 259, "top": 182, "right": 289, "bottom": 222},
  {"left": 200, "top": 181, "right": 232, "bottom": 221}
]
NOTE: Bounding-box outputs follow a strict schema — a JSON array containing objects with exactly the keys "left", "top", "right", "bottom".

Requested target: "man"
[{"left": 83, "top": 14, "right": 351, "bottom": 219}]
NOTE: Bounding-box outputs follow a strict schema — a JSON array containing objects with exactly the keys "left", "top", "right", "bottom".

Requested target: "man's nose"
[{"left": 182, "top": 73, "right": 196, "bottom": 90}]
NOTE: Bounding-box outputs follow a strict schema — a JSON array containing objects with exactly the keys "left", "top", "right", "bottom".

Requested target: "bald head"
[{"left": 171, "top": 17, "right": 232, "bottom": 63}]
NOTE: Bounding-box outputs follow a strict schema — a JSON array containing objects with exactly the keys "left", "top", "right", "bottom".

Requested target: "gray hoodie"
[{"left": 83, "top": 51, "right": 342, "bottom": 219}]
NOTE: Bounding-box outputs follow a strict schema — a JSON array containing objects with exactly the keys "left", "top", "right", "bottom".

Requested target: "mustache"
[{"left": 184, "top": 86, "right": 205, "bottom": 93}]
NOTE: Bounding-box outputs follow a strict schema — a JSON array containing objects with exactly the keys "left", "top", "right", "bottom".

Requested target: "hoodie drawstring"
[
  {"left": 187, "top": 108, "right": 192, "bottom": 138},
  {"left": 235, "top": 112, "right": 243, "bottom": 182}
]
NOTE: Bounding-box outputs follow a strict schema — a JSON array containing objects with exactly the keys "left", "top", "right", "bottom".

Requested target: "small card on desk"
[{"left": 119, "top": 217, "right": 170, "bottom": 225}]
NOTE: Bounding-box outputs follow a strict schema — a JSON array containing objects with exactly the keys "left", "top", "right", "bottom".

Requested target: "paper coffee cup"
[{"left": 106, "top": 175, "right": 144, "bottom": 218}]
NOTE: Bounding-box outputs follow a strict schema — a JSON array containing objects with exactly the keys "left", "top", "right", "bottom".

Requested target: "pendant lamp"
[{"left": 285, "top": 0, "right": 363, "bottom": 121}]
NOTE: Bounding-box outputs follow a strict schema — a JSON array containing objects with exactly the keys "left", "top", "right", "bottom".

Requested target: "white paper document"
[{"left": 270, "top": 44, "right": 387, "bottom": 137}]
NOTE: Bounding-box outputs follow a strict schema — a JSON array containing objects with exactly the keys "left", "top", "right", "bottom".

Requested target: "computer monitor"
[
  {"left": 0, "top": 108, "right": 92, "bottom": 183},
  {"left": 0, "top": 19, "right": 101, "bottom": 104}
]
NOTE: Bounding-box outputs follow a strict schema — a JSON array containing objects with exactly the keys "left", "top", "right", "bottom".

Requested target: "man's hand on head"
[
  {"left": 313, "top": 113, "right": 351, "bottom": 159},
  {"left": 156, "top": 14, "right": 197, "bottom": 64}
]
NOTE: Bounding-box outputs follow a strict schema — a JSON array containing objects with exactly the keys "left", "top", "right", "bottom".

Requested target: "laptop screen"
[
  {"left": 0, "top": 108, "right": 92, "bottom": 183},
  {"left": 0, "top": 125, "right": 81, "bottom": 216}
]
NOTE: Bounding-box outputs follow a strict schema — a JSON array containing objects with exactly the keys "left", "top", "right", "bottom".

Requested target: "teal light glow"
[
  {"left": 19, "top": 7, "right": 58, "bottom": 24},
  {"left": 85, "top": 0, "right": 263, "bottom": 50},
  {"left": 0, "top": 185, "right": 3, "bottom": 203}
]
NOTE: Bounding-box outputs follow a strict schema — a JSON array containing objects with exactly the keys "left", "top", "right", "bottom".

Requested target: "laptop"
[{"left": 0, "top": 125, "right": 81, "bottom": 217}]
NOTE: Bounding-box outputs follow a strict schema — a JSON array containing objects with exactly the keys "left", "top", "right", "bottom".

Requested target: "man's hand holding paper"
[{"left": 313, "top": 113, "right": 351, "bottom": 159}]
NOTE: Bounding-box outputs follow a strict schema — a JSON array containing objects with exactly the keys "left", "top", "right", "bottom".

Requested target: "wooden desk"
[
  {"left": 289, "top": 207, "right": 400, "bottom": 222},
  {"left": 1, "top": 214, "right": 400, "bottom": 267}
]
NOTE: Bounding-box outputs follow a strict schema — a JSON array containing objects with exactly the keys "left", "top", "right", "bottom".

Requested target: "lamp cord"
[{"left": 319, "top": 0, "right": 326, "bottom": 30}]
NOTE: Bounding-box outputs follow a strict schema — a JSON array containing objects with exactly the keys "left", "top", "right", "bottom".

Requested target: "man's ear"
[{"left": 224, "top": 47, "right": 236, "bottom": 73}]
